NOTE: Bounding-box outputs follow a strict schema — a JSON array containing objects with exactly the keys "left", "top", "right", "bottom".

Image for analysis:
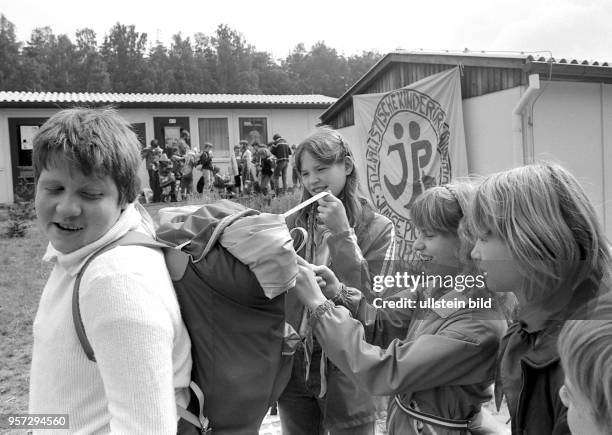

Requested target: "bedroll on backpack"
[{"left": 73, "top": 200, "right": 300, "bottom": 435}]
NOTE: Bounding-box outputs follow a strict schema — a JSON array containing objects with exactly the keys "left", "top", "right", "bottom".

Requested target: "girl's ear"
[{"left": 344, "top": 156, "right": 354, "bottom": 176}]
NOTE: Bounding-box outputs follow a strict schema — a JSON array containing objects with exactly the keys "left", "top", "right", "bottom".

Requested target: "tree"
[
  {"left": 0, "top": 14, "right": 21, "bottom": 90},
  {"left": 0, "top": 17, "right": 382, "bottom": 96},
  {"left": 73, "top": 28, "right": 110, "bottom": 91},
  {"left": 307, "top": 42, "right": 350, "bottom": 97},
  {"left": 167, "top": 33, "right": 200, "bottom": 93},
  {"left": 48, "top": 34, "right": 76, "bottom": 90},
  {"left": 283, "top": 42, "right": 350, "bottom": 96},
  {"left": 20, "top": 27, "right": 54, "bottom": 91},
  {"left": 144, "top": 40, "right": 172, "bottom": 93},
  {"left": 346, "top": 50, "right": 383, "bottom": 88},
  {"left": 212, "top": 24, "right": 255, "bottom": 93},
  {"left": 193, "top": 33, "right": 218, "bottom": 92},
  {"left": 283, "top": 43, "right": 309, "bottom": 93},
  {"left": 252, "top": 51, "right": 291, "bottom": 94},
  {"left": 101, "top": 23, "right": 148, "bottom": 92}
]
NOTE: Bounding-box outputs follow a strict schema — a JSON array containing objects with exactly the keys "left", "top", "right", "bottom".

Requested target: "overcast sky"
[{"left": 1, "top": 0, "right": 610, "bottom": 62}]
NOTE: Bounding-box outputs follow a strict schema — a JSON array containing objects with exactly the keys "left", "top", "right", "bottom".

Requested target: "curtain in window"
[{"left": 198, "top": 118, "right": 229, "bottom": 158}]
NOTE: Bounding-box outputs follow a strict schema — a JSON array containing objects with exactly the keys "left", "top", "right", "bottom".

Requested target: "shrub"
[
  {"left": 13, "top": 178, "right": 35, "bottom": 203},
  {"left": 5, "top": 202, "right": 35, "bottom": 238}
]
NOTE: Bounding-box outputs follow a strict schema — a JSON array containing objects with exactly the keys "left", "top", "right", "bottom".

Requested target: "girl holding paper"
[{"left": 278, "top": 126, "right": 396, "bottom": 435}]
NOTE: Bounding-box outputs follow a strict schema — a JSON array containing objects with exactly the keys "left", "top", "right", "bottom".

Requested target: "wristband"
[
  {"left": 308, "top": 300, "right": 335, "bottom": 328},
  {"left": 330, "top": 283, "right": 349, "bottom": 305}
]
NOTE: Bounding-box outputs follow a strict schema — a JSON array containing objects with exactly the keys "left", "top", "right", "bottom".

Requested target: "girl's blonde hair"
[
  {"left": 559, "top": 294, "right": 612, "bottom": 432},
  {"left": 411, "top": 182, "right": 476, "bottom": 270},
  {"left": 293, "top": 126, "right": 368, "bottom": 229},
  {"left": 469, "top": 162, "right": 611, "bottom": 301}
]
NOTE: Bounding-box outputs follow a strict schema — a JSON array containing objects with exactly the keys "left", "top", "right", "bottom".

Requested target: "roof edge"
[{"left": 0, "top": 101, "right": 334, "bottom": 110}]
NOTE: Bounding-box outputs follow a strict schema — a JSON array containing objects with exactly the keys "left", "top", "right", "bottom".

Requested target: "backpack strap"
[
  {"left": 177, "top": 382, "right": 210, "bottom": 433},
  {"left": 191, "top": 208, "right": 258, "bottom": 262},
  {"left": 72, "top": 231, "right": 166, "bottom": 362},
  {"left": 72, "top": 231, "right": 209, "bottom": 433}
]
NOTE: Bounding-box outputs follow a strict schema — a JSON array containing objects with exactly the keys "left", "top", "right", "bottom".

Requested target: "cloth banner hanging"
[{"left": 353, "top": 67, "right": 468, "bottom": 262}]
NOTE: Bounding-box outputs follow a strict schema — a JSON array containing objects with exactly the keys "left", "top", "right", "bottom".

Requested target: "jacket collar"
[{"left": 504, "top": 272, "right": 606, "bottom": 368}]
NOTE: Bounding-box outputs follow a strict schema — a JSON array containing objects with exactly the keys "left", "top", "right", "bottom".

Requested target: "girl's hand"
[
  {"left": 312, "top": 264, "right": 341, "bottom": 299},
  {"left": 294, "top": 257, "right": 327, "bottom": 310},
  {"left": 316, "top": 192, "right": 350, "bottom": 234}
]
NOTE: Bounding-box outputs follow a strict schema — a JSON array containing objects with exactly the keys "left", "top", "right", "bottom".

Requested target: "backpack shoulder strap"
[
  {"left": 72, "top": 231, "right": 165, "bottom": 362},
  {"left": 71, "top": 233, "right": 209, "bottom": 433}
]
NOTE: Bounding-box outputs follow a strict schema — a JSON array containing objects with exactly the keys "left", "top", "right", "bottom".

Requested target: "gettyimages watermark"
[
  {"left": 370, "top": 270, "right": 492, "bottom": 312},
  {"left": 372, "top": 271, "right": 486, "bottom": 293}
]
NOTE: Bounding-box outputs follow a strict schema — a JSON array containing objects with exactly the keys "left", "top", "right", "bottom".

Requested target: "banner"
[{"left": 353, "top": 67, "right": 468, "bottom": 261}]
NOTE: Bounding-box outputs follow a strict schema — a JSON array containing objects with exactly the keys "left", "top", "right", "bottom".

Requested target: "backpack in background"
[
  {"left": 199, "top": 150, "right": 213, "bottom": 170},
  {"left": 182, "top": 152, "right": 197, "bottom": 177},
  {"left": 260, "top": 156, "right": 274, "bottom": 175},
  {"left": 73, "top": 200, "right": 299, "bottom": 434}
]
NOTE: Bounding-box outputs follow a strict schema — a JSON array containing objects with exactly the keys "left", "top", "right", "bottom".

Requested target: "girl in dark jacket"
[
  {"left": 469, "top": 162, "right": 612, "bottom": 435},
  {"left": 291, "top": 182, "right": 508, "bottom": 435},
  {"left": 279, "top": 126, "right": 396, "bottom": 435}
]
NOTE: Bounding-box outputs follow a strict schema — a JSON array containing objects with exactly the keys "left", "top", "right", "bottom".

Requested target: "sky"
[{"left": 0, "top": 0, "right": 610, "bottom": 63}]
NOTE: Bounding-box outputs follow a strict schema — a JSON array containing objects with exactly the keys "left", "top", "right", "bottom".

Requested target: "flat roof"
[{"left": 0, "top": 91, "right": 336, "bottom": 109}]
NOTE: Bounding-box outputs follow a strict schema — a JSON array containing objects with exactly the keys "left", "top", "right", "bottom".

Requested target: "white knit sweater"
[{"left": 29, "top": 204, "right": 192, "bottom": 434}]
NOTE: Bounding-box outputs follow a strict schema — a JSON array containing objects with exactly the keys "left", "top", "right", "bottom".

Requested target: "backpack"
[
  {"left": 72, "top": 201, "right": 299, "bottom": 434},
  {"left": 182, "top": 152, "right": 196, "bottom": 177},
  {"left": 199, "top": 150, "right": 213, "bottom": 170},
  {"left": 260, "top": 156, "right": 274, "bottom": 175}
]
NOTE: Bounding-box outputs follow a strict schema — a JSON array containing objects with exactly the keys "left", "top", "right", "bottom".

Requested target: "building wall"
[
  {"left": 336, "top": 81, "right": 612, "bottom": 239},
  {"left": 531, "top": 81, "right": 612, "bottom": 235},
  {"left": 0, "top": 106, "right": 324, "bottom": 203},
  {"left": 462, "top": 87, "right": 521, "bottom": 175}
]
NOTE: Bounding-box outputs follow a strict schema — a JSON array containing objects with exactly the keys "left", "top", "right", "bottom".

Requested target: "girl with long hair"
[
  {"left": 279, "top": 126, "right": 396, "bottom": 435},
  {"left": 469, "top": 162, "right": 612, "bottom": 434}
]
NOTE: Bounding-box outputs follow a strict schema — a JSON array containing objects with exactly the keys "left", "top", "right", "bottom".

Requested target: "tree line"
[{"left": 0, "top": 14, "right": 382, "bottom": 97}]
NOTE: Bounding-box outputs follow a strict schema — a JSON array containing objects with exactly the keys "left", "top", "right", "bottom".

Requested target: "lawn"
[
  {"left": 0, "top": 221, "right": 51, "bottom": 418},
  {"left": 0, "top": 191, "right": 509, "bottom": 433}
]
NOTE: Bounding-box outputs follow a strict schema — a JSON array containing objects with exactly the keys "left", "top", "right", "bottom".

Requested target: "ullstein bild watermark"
[{"left": 372, "top": 295, "right": 493, "bottom": 310}]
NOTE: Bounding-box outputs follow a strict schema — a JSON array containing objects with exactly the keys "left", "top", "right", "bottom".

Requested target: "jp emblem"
[{"left": 365, "top": 88, "right": 451, "bottom": 260}]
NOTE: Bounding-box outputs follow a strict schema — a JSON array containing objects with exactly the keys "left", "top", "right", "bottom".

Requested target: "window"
[
  {"left": 164, "top": 126, "right": 181, "bottom": 151},
  {"left": 9, "top": 117, "right": 48, "bottom": 200},
  {"left": 153, "top": 117, "right": 189, "bottom": 149},
  {"left": 239, "top": 117, "right": 268, "bottom": 146},
  {"left": 199, "top": 118, "right": 229, "bottom": 158}
]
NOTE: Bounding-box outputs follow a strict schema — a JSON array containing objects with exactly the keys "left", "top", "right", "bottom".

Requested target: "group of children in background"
[
  {"left": 28, "top": 107, "right": 612, "bottom": 435},
  {"left": 140, "top": 129, "right": 202, "bottom": 202},
  {"left": 142, "top": 131, "right": 300, "bottom": 203},
  {"left": 237, "top": 135, "right": 299, "bottom": 197}
]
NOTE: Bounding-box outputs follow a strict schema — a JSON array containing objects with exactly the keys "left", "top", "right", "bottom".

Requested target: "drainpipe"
[{"left": 512, "top": 73, "right": 540, "bottom": 165}]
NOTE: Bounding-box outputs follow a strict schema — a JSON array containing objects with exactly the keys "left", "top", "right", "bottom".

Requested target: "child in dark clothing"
[{"left": 469, "top": 162, "right": 612, "bottom": 435}]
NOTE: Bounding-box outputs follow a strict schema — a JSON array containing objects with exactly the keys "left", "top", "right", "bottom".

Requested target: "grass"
[{"left": 0, "top": 224, "right": 51, "bottom": 420}]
